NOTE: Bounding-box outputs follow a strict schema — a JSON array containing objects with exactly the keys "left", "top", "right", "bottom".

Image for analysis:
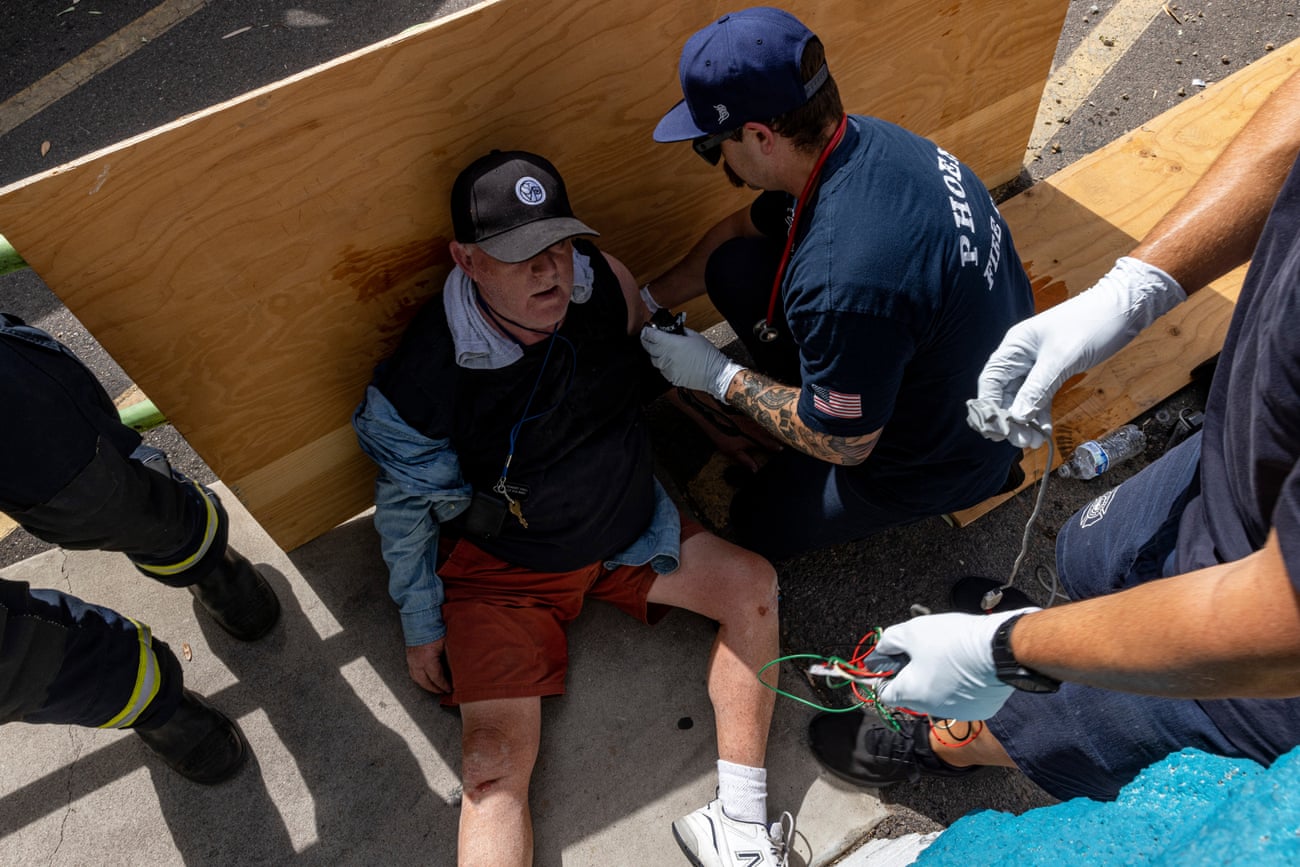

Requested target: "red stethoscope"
[{"left": 753, "top": 113, "right": 849, "bottom": 343}]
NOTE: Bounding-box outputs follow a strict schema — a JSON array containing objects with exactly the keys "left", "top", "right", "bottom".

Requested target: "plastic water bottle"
[{"left": 1057, "top": 424, "right": 1146, "bottom": 480}]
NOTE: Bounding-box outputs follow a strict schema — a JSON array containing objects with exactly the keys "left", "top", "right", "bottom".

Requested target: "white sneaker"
[{"left": 672, "top": 799, "right": 792, "bottom": 867}]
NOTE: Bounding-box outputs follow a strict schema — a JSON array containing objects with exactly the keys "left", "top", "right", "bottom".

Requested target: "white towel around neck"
[{"left": 442, "top": 247, "right": 595, "bottom": 369}]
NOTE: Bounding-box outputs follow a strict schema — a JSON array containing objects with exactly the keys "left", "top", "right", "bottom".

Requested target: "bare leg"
[
  {"left": 648, "top": 531, "right": 779, "bottom": 766},
  {"left": 458, "top": 697, "right": 542, "bottom": 867}
]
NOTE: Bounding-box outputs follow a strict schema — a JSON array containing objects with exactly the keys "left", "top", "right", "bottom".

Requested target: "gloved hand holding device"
[
  {"left": 871, "top": 607, "right": 1042, "bottom": 721},
  {"left": 640, "top": 325, "right": 745, "bottom": 404},
  {"left": 969, "top": 257, "right": 1186, "bottom": 449}
]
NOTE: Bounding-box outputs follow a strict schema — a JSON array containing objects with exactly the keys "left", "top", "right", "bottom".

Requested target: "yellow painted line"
[
  {"left": 0, "top": 513, "right": 17, "bottom": 544},
  {"left": 0, "top": 0, "right": 214, "bottom": 139},
  {"left": 1025, "top": 0, "right": 1166, "bottom": 159}
]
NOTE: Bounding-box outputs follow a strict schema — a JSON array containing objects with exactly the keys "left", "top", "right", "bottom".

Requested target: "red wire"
[
  {"left": 759, "top": 113, "right": 850, "bottom": 331},
  {"left": 815, "top": 627, "right": 986, "bottom": 751}
]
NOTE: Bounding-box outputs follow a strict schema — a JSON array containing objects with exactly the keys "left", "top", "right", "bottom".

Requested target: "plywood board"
[
  {"left": 0, "top": 0, "right": 1069, "bottom": 550},
  {"left": 951, "top": 41, "right": 1300, "bottom": 525}
]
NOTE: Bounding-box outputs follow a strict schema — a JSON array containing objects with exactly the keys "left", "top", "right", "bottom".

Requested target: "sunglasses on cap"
[{"left": 691, "top": 127, "right": 738, "bottom": 165}]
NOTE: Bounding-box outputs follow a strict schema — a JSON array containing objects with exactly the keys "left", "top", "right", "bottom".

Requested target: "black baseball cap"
[{"left": 450, "top": 150, "right": 598, "bottom": 263}]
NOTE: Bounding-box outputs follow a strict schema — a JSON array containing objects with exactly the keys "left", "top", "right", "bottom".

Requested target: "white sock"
[{"left": 717, "top": 759, "right": 767, "bottom": 825}]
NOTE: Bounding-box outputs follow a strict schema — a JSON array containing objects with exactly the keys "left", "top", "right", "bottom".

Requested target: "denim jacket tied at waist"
[{"left": 352, "top": 385, "right": 682, "bottom": 645}]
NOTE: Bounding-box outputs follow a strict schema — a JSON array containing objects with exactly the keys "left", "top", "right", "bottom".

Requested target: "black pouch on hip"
[{"left": 462, "top": 490, "right": 508, "bottom": 540}]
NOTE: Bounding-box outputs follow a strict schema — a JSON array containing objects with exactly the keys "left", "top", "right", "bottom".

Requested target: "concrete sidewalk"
[{"left": 0, "top": 484, "right": 886, "bottom": 866}]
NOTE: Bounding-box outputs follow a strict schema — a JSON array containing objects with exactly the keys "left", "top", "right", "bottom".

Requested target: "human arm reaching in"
[
  {"left": 971, "top": 69, "right": 1300, "bottom": 449},
  {"left": 639, "top": 326, "right": 880, "bottom": 466},
  {"left": 874, "top": 531, "right": 1300, "bottom": 720},
  {"left": 640, "top": 205, "right": 758, "bottom": 311}
]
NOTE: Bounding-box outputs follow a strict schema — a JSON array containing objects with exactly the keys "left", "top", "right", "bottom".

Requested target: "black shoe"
[
  {"left": 188, "top": 548, "right": 281, "bottom": 641},
  {"left": 136, "top": 690, "right": 247, "bottom": 784},
  {"left": 809, "top": 711, "right": 977, "bottom": 788},
  {"left": 949, "top": 575, "right": 1036, "bottom": 614}
]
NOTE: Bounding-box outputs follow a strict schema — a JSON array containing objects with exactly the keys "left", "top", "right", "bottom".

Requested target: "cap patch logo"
[
  {"left": 515, "top": 177, "right": 547, "bottom": 206},
  {"left": 714, "top": 104, "right": 730, "bottom": 124}
]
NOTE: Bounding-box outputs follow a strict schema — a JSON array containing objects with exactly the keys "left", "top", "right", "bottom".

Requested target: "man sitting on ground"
[{"left": 353, "top": 150, "right": 788, "bottom": 867}]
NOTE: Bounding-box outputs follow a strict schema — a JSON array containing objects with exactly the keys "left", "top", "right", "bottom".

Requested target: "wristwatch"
[{"left": 991, "top": 613, "right": 1060, "bottom": 693}]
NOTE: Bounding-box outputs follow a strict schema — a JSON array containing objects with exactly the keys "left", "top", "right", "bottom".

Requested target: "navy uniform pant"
[
  {"left": 0, "top": 580, "right": 183, "bottom": 729},
  {"left": 0, "top": 313, "right": 225, "bottom": 729}
]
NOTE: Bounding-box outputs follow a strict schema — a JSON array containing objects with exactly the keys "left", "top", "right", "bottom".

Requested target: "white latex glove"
[
  {"left": 640, "top": 325, "right": 745, "bottom": 404},
  {"left": 970, "top": 257, "right": 1186, "bottom": 449},
  {"left": 871, "top": 607, "right": 1040, "bottom": 720}
]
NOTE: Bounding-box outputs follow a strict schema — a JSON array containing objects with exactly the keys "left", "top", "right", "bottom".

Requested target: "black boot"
[
  {"left": 136, "top": 690, "right": 247, "bottom": 784},
  {"left": 188, "top": 548, "right": 281, "bottom": 641}
]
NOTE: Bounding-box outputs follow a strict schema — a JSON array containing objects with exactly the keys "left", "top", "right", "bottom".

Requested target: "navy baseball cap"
[
  {"left": 451, "top": 150, "right": 598, "bottom": 263},
  {"left": 654, "top": 7, "right": 829, "bottom": 143}
]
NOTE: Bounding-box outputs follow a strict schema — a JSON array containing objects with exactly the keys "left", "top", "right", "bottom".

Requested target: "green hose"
[
  {"left": 118, "top": 399, "right": 167, "bottom": 433},
  {"left": 0, "top": 234, "right": 166, "bottom": 430},
  {"left": 0, "top": 233, "right": 27, "bottom": 276}
]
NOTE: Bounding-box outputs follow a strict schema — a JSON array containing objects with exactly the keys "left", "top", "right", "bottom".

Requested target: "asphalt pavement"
[{"left": 2, "top": 0, "right": 1299, "bottom": 862}]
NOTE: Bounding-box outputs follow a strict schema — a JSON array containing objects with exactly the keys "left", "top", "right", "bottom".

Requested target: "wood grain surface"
[{"left": 0, "top": 0, "right": 1069, "bottom": 549}]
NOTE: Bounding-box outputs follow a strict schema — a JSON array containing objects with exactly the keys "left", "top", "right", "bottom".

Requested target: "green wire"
[{"left": 755, "top": 652, "right": 903, "bottom": 731}]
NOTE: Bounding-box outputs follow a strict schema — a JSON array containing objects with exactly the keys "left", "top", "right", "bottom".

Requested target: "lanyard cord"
[
  {"left": 499, "top": 329, "right": 570, "bottom": 488},
  {"left": 759, "top": 113, "right": 849, "bottom": 337},
  {"left": 472, "top": 288, "right": 575, "bottom": 491}
]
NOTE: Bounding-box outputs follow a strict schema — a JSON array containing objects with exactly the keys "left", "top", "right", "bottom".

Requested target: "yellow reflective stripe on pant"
[
  {"left": 97, "top": 618, "right": 162, "bottom": 729},
  {"left": 133, "top": 481, "right": 219, "bottom": 577}
]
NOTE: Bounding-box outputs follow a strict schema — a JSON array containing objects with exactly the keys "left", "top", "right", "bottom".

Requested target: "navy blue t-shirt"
[
  {"left": 758, "top": 116, "right": 1035, "bottom": 513},
  {"left": 1177, "top": 156, "right": 1300, "bottom": 582},
  {"left": 1174, "top": 155, "right": 1300, "bottom": 763}
]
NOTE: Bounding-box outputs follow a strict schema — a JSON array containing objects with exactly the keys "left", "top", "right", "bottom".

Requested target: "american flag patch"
[{"left": 810, "top": 384, "right": 862, "bottom": 419}]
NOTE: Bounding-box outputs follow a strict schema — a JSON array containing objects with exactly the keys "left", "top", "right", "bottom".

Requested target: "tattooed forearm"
[{"left": 727, "top": 370, "right": 880, "bottom": 465}]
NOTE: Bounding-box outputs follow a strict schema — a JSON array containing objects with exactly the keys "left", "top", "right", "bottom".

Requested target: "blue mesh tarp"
[{"left": 914, "top": 745, "right": 1300, "bottom": 865}]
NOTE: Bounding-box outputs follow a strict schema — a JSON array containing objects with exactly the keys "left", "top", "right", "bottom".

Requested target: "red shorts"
[{"left": 437, "top": 516, "right": 705, "bottom": 706}]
